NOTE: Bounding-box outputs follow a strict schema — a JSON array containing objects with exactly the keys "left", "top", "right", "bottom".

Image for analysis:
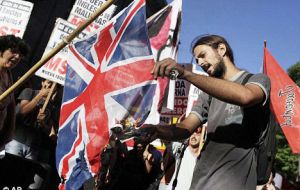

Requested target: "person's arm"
[
  {"left": 19, "top": 88, "right": 49, "bottom": 115},
  {"left": 140, "top": 113, "right": 201, "bottom": 142},
  {"left": 143, "top": 145, "right": 153, "bottom": 173},
  {"left": 0, "top": 99, "right": 16, "bottom": 147},
  {"left": 183, "top": 71, "right": 265, "bottom": 107},
  {"left": 152, "top": 58, "right": 265, "bottom": 107}
]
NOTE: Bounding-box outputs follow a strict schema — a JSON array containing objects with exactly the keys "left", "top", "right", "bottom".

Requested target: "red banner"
[{"left": 264, "top": 47, "right": 300, "bottom": 153}]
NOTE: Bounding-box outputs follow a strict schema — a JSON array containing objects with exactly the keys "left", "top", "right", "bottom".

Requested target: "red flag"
[{"left": 263, "top": 47, "right": 300, "bottom": 153}]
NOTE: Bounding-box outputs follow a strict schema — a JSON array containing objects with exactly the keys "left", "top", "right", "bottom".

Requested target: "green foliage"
[
  {"left": 274, "top": 61, "right": 300, "bottom": 182},
  {"left": 275, "top": 128, "right": 298, "bottom": 180},
  {"left": 287, "top": 61, "right": 300, "bottom": 86}
]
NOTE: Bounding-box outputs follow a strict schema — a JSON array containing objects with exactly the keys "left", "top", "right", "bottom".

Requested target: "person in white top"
[{"left": 167, "top": 127, "right": 202, "bottom": 190}]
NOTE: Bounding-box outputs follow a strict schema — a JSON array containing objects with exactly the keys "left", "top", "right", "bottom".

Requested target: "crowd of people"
[{"left": 0, "top": 33, "right": 286, "bottom": 190}]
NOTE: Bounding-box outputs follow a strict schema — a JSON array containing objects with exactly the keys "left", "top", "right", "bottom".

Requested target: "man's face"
[
  {"left": 0, "top": 49, "right": 22, "bottom": 69},
  {"left": 189, "top": 128, "right": 201, "bottom": 148},
  {"left": 193, "top": 44, "right": 226, "bottom": 78}
]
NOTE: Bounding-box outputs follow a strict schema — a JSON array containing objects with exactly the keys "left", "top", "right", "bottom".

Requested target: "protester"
[
  {"left": 164, "top": 127, "right": 202, "bottom": 190},
  {"left": 5, "top": 78, "right": 62, "bottom": 189},
  {"left": 98, "top": 126, "right": 128, "bottom": 190},
  {"left": 0, "top": 35, "right": 30, "bottom": 150},
  {"left": 111, "top": 138, "right": 163, "bottom": 190},
  {"left": 5, "top": 79, "right": 60, "bottom": 160},
  {"left": 140, "top": 34, "right": 271, "bottom": 190}
]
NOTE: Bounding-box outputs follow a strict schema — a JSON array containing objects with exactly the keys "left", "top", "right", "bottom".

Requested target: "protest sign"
[
  {"left": 35, "top": 18, "right": 88, "bottom": 85},
  {"left": 0, "top": 0, "right": 33, "bottom": 37},
  {"left": 186, "top": 64, "right": 207, "bottom": 116},
  {"left": 159, "top": 64, "right": 192, "bottom": 124},
  {"left": 67, "top": 0, "right": 116, "bottom": 33}
]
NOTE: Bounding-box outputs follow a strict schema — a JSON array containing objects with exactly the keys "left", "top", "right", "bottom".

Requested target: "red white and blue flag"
[{"left": 56, "top": 0, "right": 157, "bottom": 189}]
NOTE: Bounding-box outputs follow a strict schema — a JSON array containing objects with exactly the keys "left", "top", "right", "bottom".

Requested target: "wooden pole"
[
  {"left": 40, "top": 82, "right": 57, "bottom": 114},
  {"left": 0, "top": 0, "right": 115, "bottom": 102},
  {"left": 198, "top": 124, "right": 206, "bottom": 156},
  {"left": 264, "top": 40, "right": 267, "bottom": 48}
]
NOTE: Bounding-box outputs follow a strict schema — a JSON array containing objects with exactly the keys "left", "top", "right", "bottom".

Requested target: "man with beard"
[
  {"left": 140, "top": 34, "right": 271, "bottom": 190},
  {"left": 165, "top": 127, "right": 202, "bottom": 190}
]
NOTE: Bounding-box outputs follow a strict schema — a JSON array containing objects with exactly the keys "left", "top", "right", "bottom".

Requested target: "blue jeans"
[
  {"left": 5, "top": 139, "right": 39, "bottom": 160},
  {"left": 5, "top": 139, "right": 48, "bottom": 189}
]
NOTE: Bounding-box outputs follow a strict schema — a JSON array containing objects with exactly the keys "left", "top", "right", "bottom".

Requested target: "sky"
[{"left": 172, "top": 0, "right": 300, "bottom": 73}]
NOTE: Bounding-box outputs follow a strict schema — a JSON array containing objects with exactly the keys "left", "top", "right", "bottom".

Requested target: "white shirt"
[{"left": 166, "top": 146, "right": 197, "bottom": 190}]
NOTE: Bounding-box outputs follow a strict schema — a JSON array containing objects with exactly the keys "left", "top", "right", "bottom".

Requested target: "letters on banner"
[
  {"left": 35, "top": 18, "right": 88, "bottom": 85},
  {"left": 0, "top": 0, "right": 33, "bottom": 37}
]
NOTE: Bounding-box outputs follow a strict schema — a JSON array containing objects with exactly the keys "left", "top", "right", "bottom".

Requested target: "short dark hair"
[
  {"left": 191, "top": 34, "right": 234, "bottom": 63},
  {"left": 0, "top": 35, "right": 30, "bottom": 58}
]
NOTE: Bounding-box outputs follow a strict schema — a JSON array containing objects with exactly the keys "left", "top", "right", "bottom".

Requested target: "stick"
[
  {"left": 40, "top": 82, "right": 57, "bottom": 114},
  {"left": 264, "top": 40, "right": 267, "bottom": 48},
  {"left": 198, "top": 124, "right": 206, "bottom": 156},
  {"left": 0, "top": 0, "right": 115, "bottom": 102}
]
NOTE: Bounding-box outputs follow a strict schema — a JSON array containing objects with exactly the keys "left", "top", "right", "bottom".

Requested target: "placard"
[{"left": 0, "top": 0, "right": 33, "bottom": 37}]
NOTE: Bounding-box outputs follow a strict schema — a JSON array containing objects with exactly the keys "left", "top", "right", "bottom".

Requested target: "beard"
[{"left": 212, "top": 58, "right": 226, "bottom": 78}]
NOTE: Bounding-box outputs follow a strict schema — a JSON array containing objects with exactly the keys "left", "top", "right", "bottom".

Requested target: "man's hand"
[
  {"left": 143, "top": 144, "right": 154, "bottom": 173},
  {"left": 135, "top": 124, "right": 158, "bottom": 143},
  {"left": 38, "top": 87, "right": 50, "bottom": 98},
  {"left": 151, "top": 58, "right": 185, "bottom": 79},
  {"left": 49, "top": 126, "right": 57, "bottom": 142},
  {"left": 143, "top": 145, "right": 153, "bottom": 161}
]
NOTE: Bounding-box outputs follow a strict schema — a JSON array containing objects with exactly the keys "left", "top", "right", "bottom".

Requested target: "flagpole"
[
  {"left": 0, "top": 0, "right": 115, "bottom": 102},
  {"left": 264, "top": 40, "right": 267, "bottom": 48}
]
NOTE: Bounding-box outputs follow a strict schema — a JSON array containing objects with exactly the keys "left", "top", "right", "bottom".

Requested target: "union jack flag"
[{"left": 56, "top": 0, "right": 157, "bottom": 189}]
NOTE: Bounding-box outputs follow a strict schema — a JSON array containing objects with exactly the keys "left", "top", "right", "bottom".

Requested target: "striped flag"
[{"left": 56, "top": 0, "right": 158, "bottom": 189}]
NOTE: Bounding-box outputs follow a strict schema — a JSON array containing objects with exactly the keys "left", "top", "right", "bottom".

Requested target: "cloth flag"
[
  {"left": 56, "top": 0, "right": 157, "bottom": 189},
  {"left": 263, "top": 47, "right": 300, "bottom": 153},
  {"left": 144, "top": 0, "right": 182, "bottom": 123},
  {"left": 123, "top": 0, "right": 182, "bottom": 149}
]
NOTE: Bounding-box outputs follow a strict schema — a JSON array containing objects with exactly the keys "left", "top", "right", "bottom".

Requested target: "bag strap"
[
  {"left": 241, "top": 73, "right": 253, "bottom": 85},
  {"left": 208, "top": 72, "right": 253, "bottom": 104}
]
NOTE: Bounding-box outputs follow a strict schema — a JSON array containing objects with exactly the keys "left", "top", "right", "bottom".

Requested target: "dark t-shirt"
[
  {"left": 112, "top": 146, "right": 162, "bottom": 190},
  {"left": 14, "top": 88, "right": 60, "bottom": 148},
  {"left": 189, "top": 71, "right": 271, "bottom": 190}
]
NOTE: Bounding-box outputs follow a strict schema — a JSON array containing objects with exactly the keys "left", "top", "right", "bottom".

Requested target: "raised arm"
[
  {"left": 19, "top": 87, "right": 50, "bottom": 115},
  {"left": 152, "top": 58, "right": 266, "bottom": 107},
  {"left": 140, "top": 113, "right": 202, "bottom": 142}
]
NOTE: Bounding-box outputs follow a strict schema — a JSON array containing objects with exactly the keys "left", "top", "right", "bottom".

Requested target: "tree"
[
  {"left": 274, "top": 61, "right": 300, "bottom": 183},
  {"left": 287, "top": 62, "right": 300, "bottom": 87},
  {"left": 275, "top": 129, "right": 298, "bottom": 180}
]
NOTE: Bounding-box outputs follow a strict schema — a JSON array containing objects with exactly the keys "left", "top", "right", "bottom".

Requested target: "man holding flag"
[{"left": 141, "top": 34, "right": 271, "bottom": 190}]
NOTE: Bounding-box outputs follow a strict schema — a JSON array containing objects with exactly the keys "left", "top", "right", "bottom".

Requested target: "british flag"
[{"left": 55, "top": 0, "right": 158, "bottom": 189}]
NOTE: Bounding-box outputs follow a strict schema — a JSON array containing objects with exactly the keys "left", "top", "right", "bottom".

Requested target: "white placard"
[
  {"left": 67, "top": 0, "right": 116, "bottom": 34},
  {"left": 160, "top": 64, "right": 192, "bottom": 124},
  {"left": 186, "top": 64, "right": 207, "bottom": 116},
  {"left": 0, "top": 0, "right": 33, "bottom": 37},
  {"left": 35, "top": 18, "right": 88, "bottom": 85}
]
